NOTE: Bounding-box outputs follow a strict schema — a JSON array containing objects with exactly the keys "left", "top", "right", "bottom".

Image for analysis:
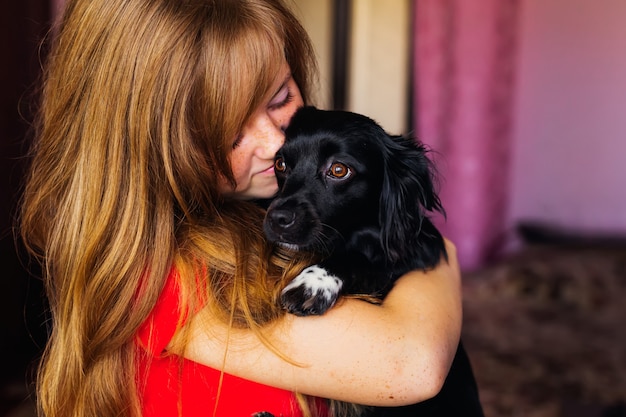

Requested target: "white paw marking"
[{"left": 282, "top": 265, "right": 343, "bottom": 307}]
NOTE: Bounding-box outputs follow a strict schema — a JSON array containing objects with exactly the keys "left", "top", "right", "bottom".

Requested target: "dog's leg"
[{"left": 280, "top": 265, "right": 343, "bottom": 316}]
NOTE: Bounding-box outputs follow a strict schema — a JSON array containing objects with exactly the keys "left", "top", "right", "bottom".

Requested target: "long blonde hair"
[{"left": 20, "top": 0, "right": 320, "bottom": 416}]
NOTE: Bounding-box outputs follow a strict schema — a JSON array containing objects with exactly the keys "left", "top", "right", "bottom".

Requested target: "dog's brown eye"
[
  {"left": 329, "top": 162, "right": 351, "bottom": 178},
  {"left": 275, "top": 157, "right": 287, "bottom": 173}
]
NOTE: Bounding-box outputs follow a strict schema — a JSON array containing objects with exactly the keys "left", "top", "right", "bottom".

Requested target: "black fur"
[{"left": 263, "top": 107, "right": 483, "bottom": 416}]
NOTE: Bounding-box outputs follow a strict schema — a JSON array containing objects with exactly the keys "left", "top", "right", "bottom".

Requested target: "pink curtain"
[{"left": 413, "top": 0, "right": 520, "bottom": 271}]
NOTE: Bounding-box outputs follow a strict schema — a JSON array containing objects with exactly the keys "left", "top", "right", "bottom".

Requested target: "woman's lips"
[{"left": 260, "top": 165, "right": 275, "bottom": 175}]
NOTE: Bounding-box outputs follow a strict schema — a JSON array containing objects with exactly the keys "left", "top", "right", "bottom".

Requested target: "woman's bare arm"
[{"left": 174, "top": 240, "right": 462, "bottom": 406}]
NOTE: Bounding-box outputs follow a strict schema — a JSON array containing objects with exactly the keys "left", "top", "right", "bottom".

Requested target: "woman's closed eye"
[
  {"left": 268, "top": 81, "right": 294, "bottom": 110},
  {"left": 232, "top": 133, "right": 244, "bottom": 149}
]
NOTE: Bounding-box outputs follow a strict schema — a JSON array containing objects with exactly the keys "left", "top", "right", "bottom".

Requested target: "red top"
[{"left": 135, "top": 269, "right": 326, "bottom": 417}]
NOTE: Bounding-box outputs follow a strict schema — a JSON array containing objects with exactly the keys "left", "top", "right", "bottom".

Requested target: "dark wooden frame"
[{"left": 331, "top": 0, "right": 351, "bottom": 110}]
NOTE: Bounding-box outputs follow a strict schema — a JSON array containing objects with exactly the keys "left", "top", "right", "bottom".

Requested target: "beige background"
[{"left": 292, "top": 0, "right": 411, "bottom": 135}]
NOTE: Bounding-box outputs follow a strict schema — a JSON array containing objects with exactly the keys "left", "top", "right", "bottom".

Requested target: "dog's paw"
[{"left": 280, "top": 265, "right": 343, "bottom": 316}]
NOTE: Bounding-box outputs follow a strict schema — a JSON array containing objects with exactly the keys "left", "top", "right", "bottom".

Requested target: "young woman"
[{"left": 19, "top": 0, "right": 463, "bottom": 416}]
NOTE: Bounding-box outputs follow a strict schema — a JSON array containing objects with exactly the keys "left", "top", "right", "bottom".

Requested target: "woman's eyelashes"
[{"left": 232, "top": 133, "right": 243, "bottom": 149}]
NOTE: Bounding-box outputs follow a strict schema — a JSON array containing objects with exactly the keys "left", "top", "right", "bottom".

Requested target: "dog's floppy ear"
[{"left": 379, "top": 134, "right": 446, "bottom": 268}]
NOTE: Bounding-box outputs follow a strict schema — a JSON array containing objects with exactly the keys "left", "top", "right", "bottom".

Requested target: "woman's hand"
[{"left": 174, "top": 239, "right": 462, "bottom": 406}]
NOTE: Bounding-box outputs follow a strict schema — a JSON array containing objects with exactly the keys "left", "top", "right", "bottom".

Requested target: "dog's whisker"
[
  {"left": 312, "top": 233, "right": 332, "bottom": 254},
  {"left": 317, "top": 224, "right": 345, "bottom": 252}
]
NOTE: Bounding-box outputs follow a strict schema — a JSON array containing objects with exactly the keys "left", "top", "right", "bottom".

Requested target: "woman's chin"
[{"left": 228, "top": 185, "right": 278, "bottom": 201}]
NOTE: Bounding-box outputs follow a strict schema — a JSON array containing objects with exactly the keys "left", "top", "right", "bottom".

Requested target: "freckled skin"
[{"left": 219, "top": 62, "right": 305, "bottom": 200}]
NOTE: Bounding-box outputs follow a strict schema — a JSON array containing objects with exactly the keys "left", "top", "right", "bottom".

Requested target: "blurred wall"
[
  {"left": 290, "top": 0, "right": 333, "bottom": 109},
  {"left": 294, "top": 0, "right": 411, "bottom": 134},
  {"left": 298, "top": 0, "right": 626, "bottom": 237},
  {"left": 347, "top": 0, "right": 411, "bottom": 134},
  {"left": 509, "top": 0, "right": 626, "bottom": 234}
]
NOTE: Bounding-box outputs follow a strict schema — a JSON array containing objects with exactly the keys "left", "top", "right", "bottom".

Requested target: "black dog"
[{"left": 263, "top": 107, "right": 483, "bottom": 416}]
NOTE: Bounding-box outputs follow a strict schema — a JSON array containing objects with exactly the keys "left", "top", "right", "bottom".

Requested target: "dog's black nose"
[{"left": 267, "top": 209, "right": 296, "bottom": 230}]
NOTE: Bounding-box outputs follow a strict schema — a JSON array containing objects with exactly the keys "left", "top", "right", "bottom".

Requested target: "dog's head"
[{"left": 264, "top": 107, "right": 444, "bottom": 266}]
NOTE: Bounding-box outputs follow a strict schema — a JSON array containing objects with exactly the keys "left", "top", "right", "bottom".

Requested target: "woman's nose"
[{"left": 254, "top": 114, "right": 285, "bottom": 158}]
